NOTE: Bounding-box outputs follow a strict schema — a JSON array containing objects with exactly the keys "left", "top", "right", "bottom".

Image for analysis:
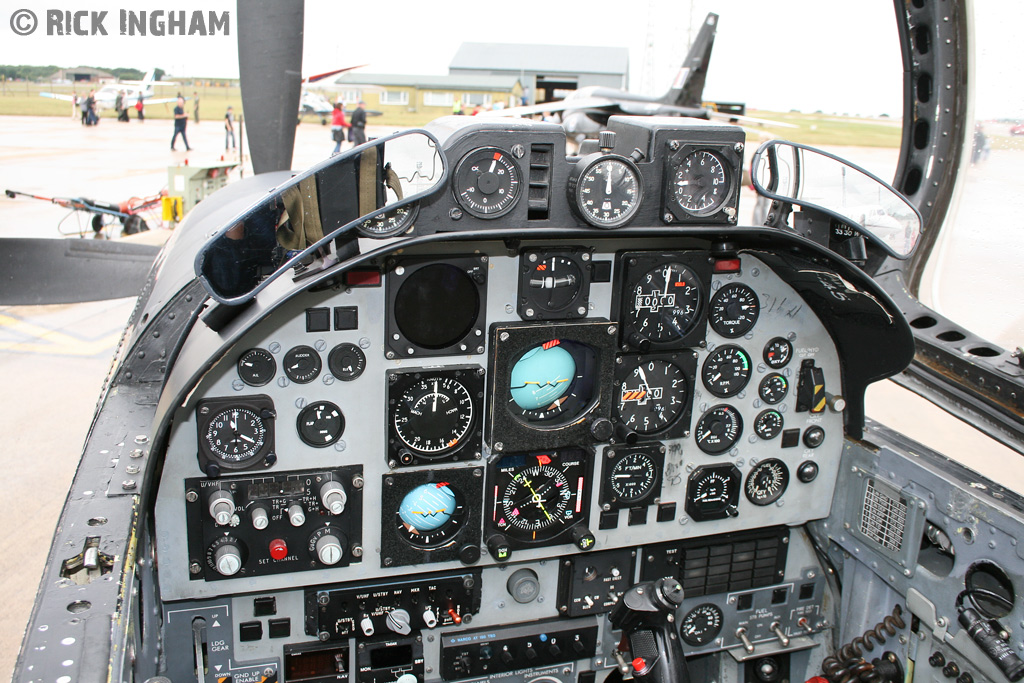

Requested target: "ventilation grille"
[{"left": 860, "top": 479, "right": 908, "bottom": 553}]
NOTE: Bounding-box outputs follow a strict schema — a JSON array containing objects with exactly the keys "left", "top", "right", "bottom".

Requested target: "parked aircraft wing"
[
  {"left": 39, "top": 92, "right": 75, "bottom": 103},
  {"left": 478, "top": 97, "right": 624, "bottom": 117},
  {"left": 0, "top": 238, "right": 160, "bottom": 305},
  {"left": 305, "top": 65, "right": 368, "bottom": 83}
]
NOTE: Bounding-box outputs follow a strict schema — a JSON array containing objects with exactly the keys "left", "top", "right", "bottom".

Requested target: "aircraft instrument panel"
[{"left": 150, "top": 117, "right": 897, "bottom": 683}]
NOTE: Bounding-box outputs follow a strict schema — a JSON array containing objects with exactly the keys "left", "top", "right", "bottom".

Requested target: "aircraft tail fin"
[
  {"left": 142, "top": 69, "right": 156, "bottom": 84},
  {"left": 659, "top": 12, "right": 718, "bottom": 108}
]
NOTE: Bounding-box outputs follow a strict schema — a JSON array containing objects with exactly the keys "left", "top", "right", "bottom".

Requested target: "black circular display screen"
[{"left": 394, "top": 264, "right": 480, "bottom": 349}]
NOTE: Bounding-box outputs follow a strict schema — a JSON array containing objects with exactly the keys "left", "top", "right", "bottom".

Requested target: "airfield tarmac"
[{"left": 0, "top": 115, "right": 1021, "bottom": 679}]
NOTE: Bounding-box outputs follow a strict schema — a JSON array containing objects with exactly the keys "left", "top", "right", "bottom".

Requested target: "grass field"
[
  {"left": 0, "top": 81, "right": 244, "bottom": 121},
  {"left": 1, "top": 81, "right": 908, "bottom": 147},
  {"left": 745, "top": 110, "right": 902, "bottom": 148}
]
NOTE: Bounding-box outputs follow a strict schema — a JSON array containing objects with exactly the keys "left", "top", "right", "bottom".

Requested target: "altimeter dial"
[
  {"left": 627, "top": 262, "right": 704, "bottom": 344},
  {"left": 616, "top": 357, "right": 688, "bottom": 435}
]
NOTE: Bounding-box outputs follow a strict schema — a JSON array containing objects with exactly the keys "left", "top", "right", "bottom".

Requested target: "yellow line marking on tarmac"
[{"left": 0, "top": 313, "right": 122, "bottom": 356}]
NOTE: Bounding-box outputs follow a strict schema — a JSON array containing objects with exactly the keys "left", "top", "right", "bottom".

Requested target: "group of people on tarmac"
[
  {"left": 330, "top": 99, "right": 367, "bottom": 155},
  {"left": 73, "top": 90, "right": 145, "bottom": 125}
]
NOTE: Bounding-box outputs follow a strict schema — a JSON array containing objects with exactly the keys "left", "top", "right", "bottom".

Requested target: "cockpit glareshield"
[{"left": 194, "top": 129, "right": 447, "bottom": 305}]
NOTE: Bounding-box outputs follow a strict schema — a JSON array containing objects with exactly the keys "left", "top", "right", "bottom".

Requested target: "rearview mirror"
[
  {"left": 751, "top": 140, "right": 922, "bottom": 259},
  {"left": 196, "top": 129, "right": 446, "bottom": 304}
]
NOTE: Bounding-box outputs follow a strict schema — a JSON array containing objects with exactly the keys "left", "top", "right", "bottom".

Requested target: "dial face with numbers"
[
  {"left": 627, "top": 263, "right": 704, "bottom": 343},
  {"left": 681, "top": 603, "right": 724, "bottom": 646},
  {"left": 453, "top": 147, "right": 522, "bottom": 218},
  {"left": 674, "top": 150, "right": 729, "bottom": 215},
  {"left": 616, "top": 358, "right": 688, "bottom": 434},
  {"left": 763, "top": 337, "right": 794, "bottom": 369},
  {"left": 572, "top": 155, "right": 643, "bottom": 228},
  {"left": 492, "top": 451, "right": 589, "bottom": 545},
  {"left": 608, "top": 450, "right": 659, "bottom": 502},
  {"left": 393, "top": 376, "right": 474, "bottom": 455},
  {"left": 709, "top": 283, "right": 760, "bottom": 338},
  {"left": 694, "top": 405, "right": 743, "bottom": 455},
  {"left": 759, "top": 374, "right": 790, "bottom": 404},
  {"left": 205, "top": 408, "right": 267, "bottom": 463},
  {"left": 754, "top": 409, "right": 784, "bottom": 440},
  {"left": 745, "top": 459, "right": 790, "bottom": 506},
  {"left": 701, "top": 345, "right": 752, "bottom": 397}
]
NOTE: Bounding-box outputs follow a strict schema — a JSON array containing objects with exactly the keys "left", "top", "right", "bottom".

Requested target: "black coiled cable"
[{"left": 821, "top": 605, "right": 906, "bottom": 683}]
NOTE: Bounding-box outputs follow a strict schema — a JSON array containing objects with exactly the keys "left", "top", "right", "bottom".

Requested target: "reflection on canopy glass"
[
  {"left": 752, "top": 141, "right": 922, "bottom": 257},
  {"left": 196, "top": 130, "right": 445, "bottom": 303}
]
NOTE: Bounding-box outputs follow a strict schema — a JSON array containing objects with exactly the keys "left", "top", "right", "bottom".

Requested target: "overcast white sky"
[{"left": 1, "top": 0, "right": 1018, "bottom": 118}]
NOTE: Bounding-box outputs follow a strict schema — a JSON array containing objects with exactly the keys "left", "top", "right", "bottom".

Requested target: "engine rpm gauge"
[
  {"left": 569, "top": 154, "right": 643, "bottom": 228},
  {"left": 709, "top": 283, "right": 760, "bottom": 338},
  {"left": 701, "top": 345, "right": 752, "bottom": 397},
  {"left": 681, "top": 603, "right": 724, "bottom": 646},
  {"left": 627, "top": 262, "right": 704, "bottom": 345},
  {"left": 745, "top": 459, "right": 790, "bottom": 506},
  {"left": 674, "top": 150, "right": 730, "bottom": 215},
  {"left": 616, "top": 357, "right": 688, "bottom": 435},
  {"left": 694, "top": 405, "right": 743, "bottom": 454},
  {"left": 453, "top": 147, "right": 522, "bottom": 218}
]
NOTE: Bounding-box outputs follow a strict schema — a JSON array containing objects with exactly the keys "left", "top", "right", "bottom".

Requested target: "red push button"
[
  {"left": 632, "top": 657, "right": 646, "bottom": 672},
  {"left": 269, "top": 538, "right": 288, "bottom": 560}
]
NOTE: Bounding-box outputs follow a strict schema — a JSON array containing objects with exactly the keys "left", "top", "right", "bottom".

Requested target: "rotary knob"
[
  {"left": 386, "top": 609, "right": 412, "bottom": 635},
  {"left": 250, "top": 506, "right": 269, "bottom": 530},
  {"left": 288, "top": 503, "right": 306, "bottom": 527},
  {"left": 208, "top": 490, "right": 235, "bottom": 526},
  {"left": 315, "top": 533, "right": 344, "bottom": 565},
  {"left": 319, "top": 481, "right": 348, "bottom": 515},
  {"left": 214, "top": 542, "right": 243, "bottom": 576},
  {"left": 506, "top": 568, "right": 540, "bottom": 604}
]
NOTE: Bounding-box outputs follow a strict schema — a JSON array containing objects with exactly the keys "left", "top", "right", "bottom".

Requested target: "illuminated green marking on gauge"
[{"left": 701, "top": 345, "right": 752, "bottom": 397}]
